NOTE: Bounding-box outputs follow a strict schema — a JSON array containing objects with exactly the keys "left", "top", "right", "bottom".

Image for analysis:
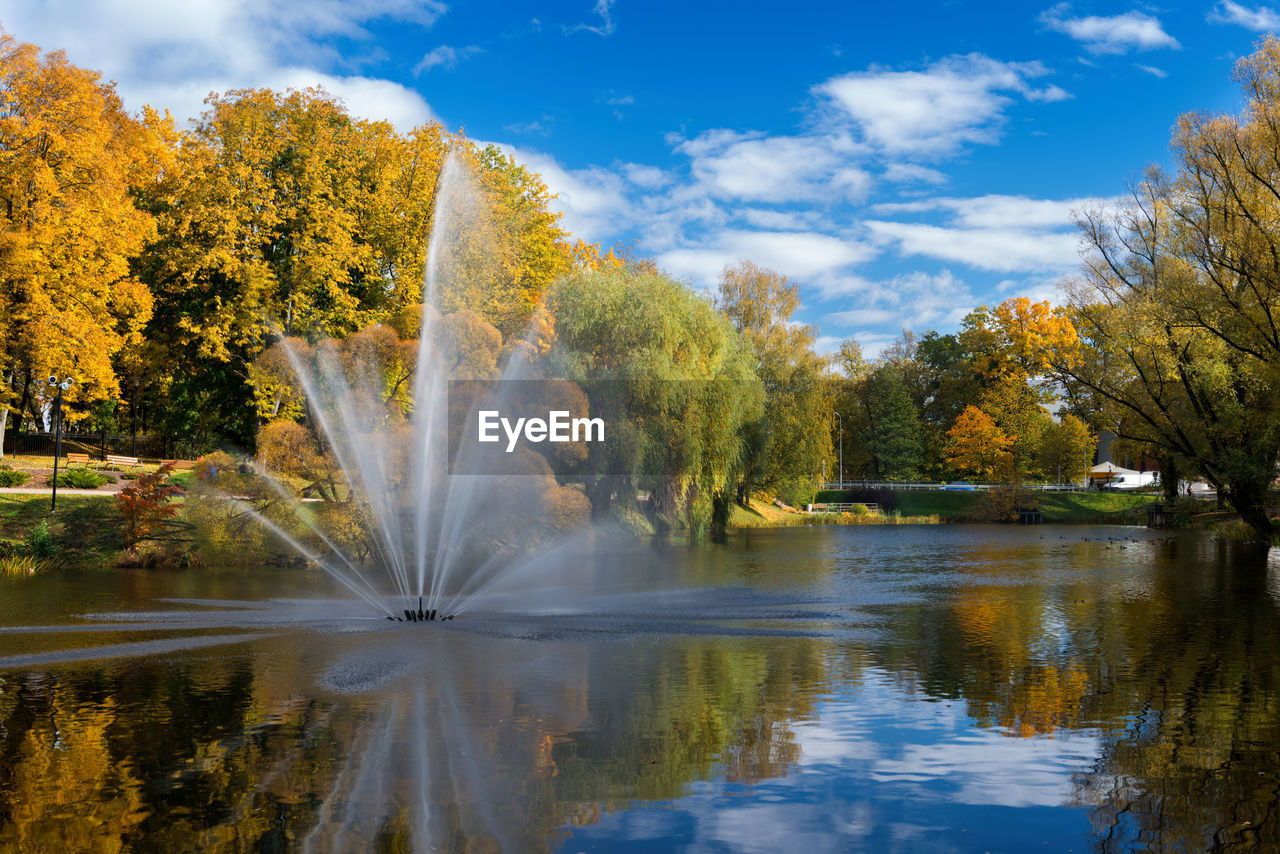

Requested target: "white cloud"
[
  {"left": 675, "top": 130, "right": 872, "bottom": 203},
  {"left": 867, "top": 221, "right": 1081, "bottom": 272},
  {"left": 623, "top": 163, "right": 673, "bottom": 189},
  {"left": 867, "top": 194, "right": 1109, "bottom": 277},
  {"left": 413, "top": 45, "right": 482, "bottom": 75},
  {"left": 658, "top": 230, "right": 873, "bottom": 289},
  {"left": 740, "top": 209, "right": 820, "bottom": 230},
  {"left": 812, "top": 335, "right": 846, "bottom": 355},
  {"left": 822, "top": 269, "right": 975, "bottom": 330},
  {"left": 497, "top": 145, "right": 635, "bottom": 243},
  {"left": 883, "top": 163, "right": 948, "bottom": 184},
  {"left": 2, "top": 0, "right": 443, "bottom": 127},
  {"left": 994, "top": 274, "right": 1066, "bottom": 305},
  {"left": 503, "top": 117, "right": 552, "bottom": 136},
  {"left": 872, "top": 194, "right": 1105, "bottom": 230},
  {"left": 1135, "top": 64, "right": 1169, "bottom": 78},
  {"left": 1040, "top": 5, "right": 1181, "bottom": 54},
  {"left": 126, "top": 69, "right": 435, "bottom": 129},
  {"left": 1209, "top": 1, "right": 1280, "bottom": 31},
  {"left": 570, "top": 0, "right": 616, "bottom": 35},
  {"left": 815, "top": 54, "right": 1070, "bottom": 156}
]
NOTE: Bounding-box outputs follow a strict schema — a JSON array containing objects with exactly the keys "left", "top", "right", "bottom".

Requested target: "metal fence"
[
  {"left": 820, "top": 481, "right": 1090, "bottom": 492},
  {"left": 1, "top": 431, "right": 203, "bottom": 460}
]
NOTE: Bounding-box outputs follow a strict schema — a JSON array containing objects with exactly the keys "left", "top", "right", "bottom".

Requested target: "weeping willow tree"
[{"left": 548, "top": 267, "right": 764, "bottom": 537}]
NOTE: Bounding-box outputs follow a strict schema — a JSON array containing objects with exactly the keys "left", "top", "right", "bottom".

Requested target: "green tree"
[
  {"left": 715, "top": 261, "right": 831, "bottom": 504},
  {"left": 548, "top": 267, "right": 763, "bottom": 535},
  {"left": 862, "top": 365, "right": 926, "bottom": 481}
]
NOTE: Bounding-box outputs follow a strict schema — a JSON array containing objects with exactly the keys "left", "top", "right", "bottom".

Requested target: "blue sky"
[{"left": 5, "top": 1, "right": 1277, "bottom": 354}]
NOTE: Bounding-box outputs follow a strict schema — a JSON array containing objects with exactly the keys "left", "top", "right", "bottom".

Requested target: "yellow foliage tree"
[
  {"left": 946, "top": 405, "right": 1013, "bottom": 481},
  {"left": 0, "top": 32, "right": 173, "bottom": 453},
  {"left": 967, "top": 297, "right": 1079, "bottom": 380}
]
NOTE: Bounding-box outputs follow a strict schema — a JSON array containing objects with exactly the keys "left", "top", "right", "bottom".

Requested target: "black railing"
[{"left": 1, "top": 431, "right": 205, "bottom": 460}]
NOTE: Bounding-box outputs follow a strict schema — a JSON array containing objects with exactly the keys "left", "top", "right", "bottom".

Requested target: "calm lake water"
[{"left": 2, "top": 524, "right": 1279, "bottom": 852}]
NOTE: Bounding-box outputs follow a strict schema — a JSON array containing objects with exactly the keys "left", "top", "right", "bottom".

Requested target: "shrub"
[
  {"left": 56, "top": 468, "right": 109, "bottom": 489},
  {"left": 116, "top": 462, "right": 181, "bottom": 548},
  {"left": 775, "top": 477, "right": 817, "bottom": 509},
  {"left": 26, "top": 520, "right": 55, "bottom": 558},
  {"left": 841, "top": 487, "right": 897, "bottom": 511},
  {"left": 0, "top": 466, "right": 31, "bottom": 487}
]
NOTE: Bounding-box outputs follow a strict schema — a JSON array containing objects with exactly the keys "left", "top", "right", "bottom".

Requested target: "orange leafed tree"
[{"left": 946, "top": 405, "right": 1013, "bottom": 481}]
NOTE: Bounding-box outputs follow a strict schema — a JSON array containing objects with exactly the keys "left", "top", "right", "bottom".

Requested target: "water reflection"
[{"left": 0, "top": 527, "right": 1277, "bottom": 851}]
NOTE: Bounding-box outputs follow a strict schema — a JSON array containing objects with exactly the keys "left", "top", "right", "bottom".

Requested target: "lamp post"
[
  {"left": 48, "top": 375, "right": 73, "bottom": 513},
  {"left": 834, "top": 411, "right": 843, "bottom": 488}
]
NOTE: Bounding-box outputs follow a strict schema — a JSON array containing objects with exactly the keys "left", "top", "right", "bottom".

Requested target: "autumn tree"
[
  {"left": 135, "top": 88, "right": 581, "bottom": 453},
  {"left": 1056, "top": 41, "right": 1280, "bottom": 539},
  {"left": 946, "top": 405, "right": 1012, "bottom": 481},
  {"left": 715, "top": 260, "right": 831, "bottom": 504},
  {"left": 0, "top": 32, "right": 173, "bottom": 455},
  {"left": 1039, "top": 413, "right": 1095, "bottom": 485}
]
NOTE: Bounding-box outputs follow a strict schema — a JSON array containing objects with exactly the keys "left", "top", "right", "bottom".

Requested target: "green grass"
[
  {"left": 1036, "top": 491, "right": 1155, "bottom": 523},
  {"left": 892, "top": 491, "right": 983, "bottom": 517},
  {"left": 165, "top": 470, "right": 194, "bottom": 488},
  {"left": 730, "top": 501, "right": 813, "bottom": 527},
  {"left": 888, "top": 489, "right": 1155, "bottom": 523},
  {"left": 0, "top": 495, "right": 124, "bottom": 565}
]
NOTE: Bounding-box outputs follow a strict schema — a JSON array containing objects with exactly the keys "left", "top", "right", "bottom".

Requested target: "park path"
[{"left": 0, "top": 487, "right": 121, "bottom": 496}]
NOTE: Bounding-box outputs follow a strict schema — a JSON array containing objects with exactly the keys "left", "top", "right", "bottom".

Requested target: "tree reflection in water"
[
  {"left": 876, "top": 535, "right": 1280, "bottom": 851},
  {"left": 2, "top": 529, "right": 1279, "bottom": 851},
  {"left": 0, "top": 624, "right": 824, "bottom": 852}
]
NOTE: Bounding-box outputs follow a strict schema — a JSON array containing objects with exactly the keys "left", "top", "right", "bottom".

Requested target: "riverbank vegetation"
[
  {"left": 0, "top": 495, "right": 123, "bottom": 568},
  {"left": 2, "top": 30, "right": 1278, "bottom": 551}
]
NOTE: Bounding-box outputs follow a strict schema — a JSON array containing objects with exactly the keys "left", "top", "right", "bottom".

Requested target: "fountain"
[{"left": 206, "top": 151, "right": 593, "bottom": 623}]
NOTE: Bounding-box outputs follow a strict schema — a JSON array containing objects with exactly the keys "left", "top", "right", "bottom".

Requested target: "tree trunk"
[
  {"left": 1229, "top": 478, "right": 1274, "bottom": 543},
  {"left": 587, "top": 474, "right": 616, "bottom": 520},
  {"left": 15, "top": 371, "right": 31, "bottom": 432},
  {"left": 1160, "top": 453, "right": 1181, "bottom": 503},
  {"left": 0, "top": 370, "right": 11, "bottom": 458},
  {"left": 710, "top": 489, "right": 731, "bottom": 542}
]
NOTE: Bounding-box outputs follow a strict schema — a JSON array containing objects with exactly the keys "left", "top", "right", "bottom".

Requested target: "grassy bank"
[
  {"left": 729, "top": 499, "right": 941, "bottom": 528},
  {"left": 0, "top": 495, "right": 124, "bottom": 568},
  {"left": 811, "top": 489, "right": 1158, "bottom": 525},
  {"left": 895, "top": 489, "right": 1154, "bottom": 523}
]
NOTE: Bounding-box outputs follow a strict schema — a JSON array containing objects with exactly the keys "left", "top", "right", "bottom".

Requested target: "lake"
[{"left": 2, "top": 524, "right": 1278, "bottom": 852}]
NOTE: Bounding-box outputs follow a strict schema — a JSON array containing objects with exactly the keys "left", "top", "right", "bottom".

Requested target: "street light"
[
  {"left": 833, "top": 411, "right": 843, "bottom": 488},
  {"left": 48, "top": 374, "right": 74, "bottom": 513}
]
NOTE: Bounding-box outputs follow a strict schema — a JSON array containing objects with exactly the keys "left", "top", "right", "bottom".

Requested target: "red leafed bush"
[{"left": 116, "top": 462, "right": 181, "bottom": 548}]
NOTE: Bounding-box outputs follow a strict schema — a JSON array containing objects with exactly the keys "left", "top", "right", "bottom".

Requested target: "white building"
[{"left": 1089, "top": 461, "right": 1158, "bottom": 490}]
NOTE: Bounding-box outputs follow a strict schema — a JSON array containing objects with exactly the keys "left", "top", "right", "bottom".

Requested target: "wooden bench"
[
  {"left": 105, "top": 454, "right": 142, "bottom": 472},
  {"left": 161, "top": 459, "right": 197, "bottom": 471},
  {"left": 65, "top": 452, "right": 91, "bottom": 466}
]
